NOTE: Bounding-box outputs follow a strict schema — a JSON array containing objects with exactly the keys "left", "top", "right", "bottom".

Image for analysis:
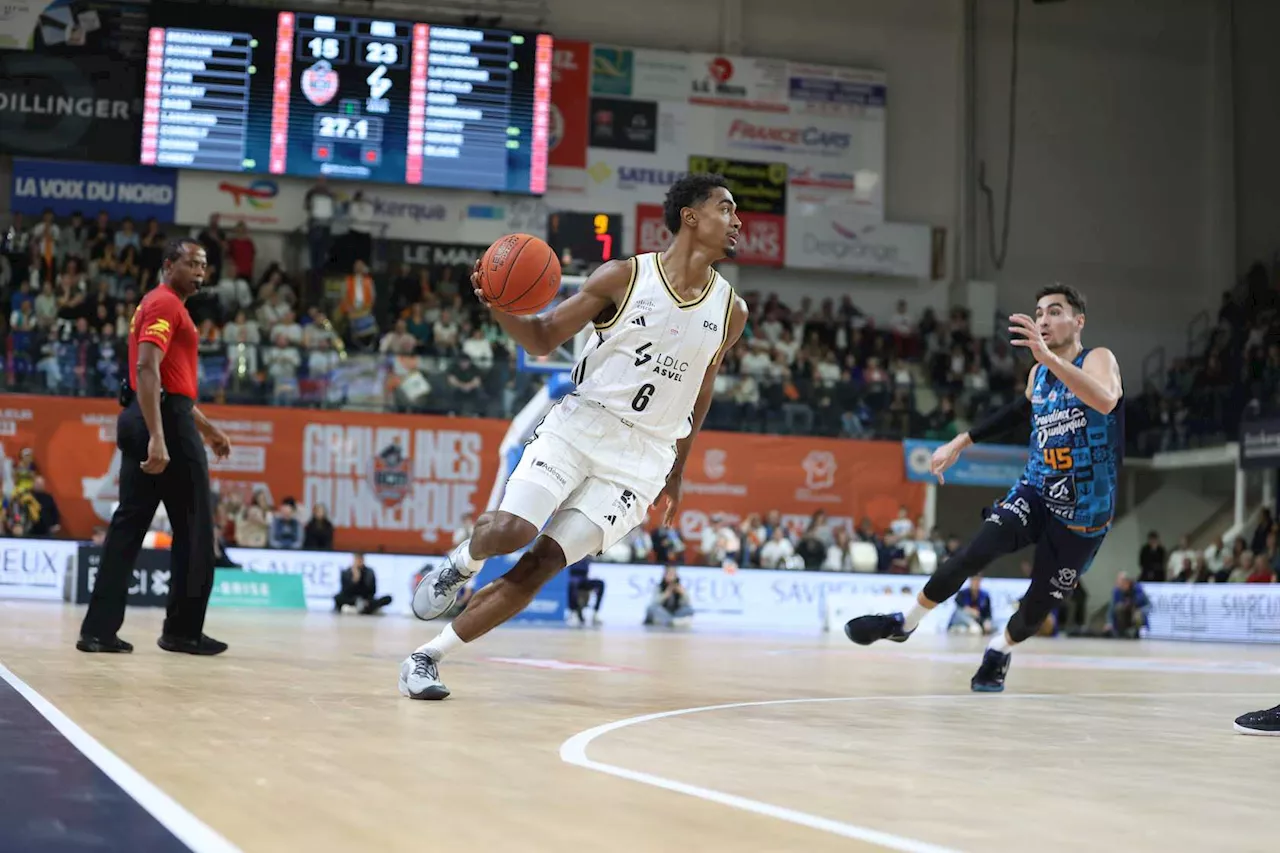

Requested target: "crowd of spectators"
[
  {"left": 7, "top": 206, "right": 1275, "bottom": 452},
  {"left": 1138, "top": 508, "right": 1280, "bottom": 585}
]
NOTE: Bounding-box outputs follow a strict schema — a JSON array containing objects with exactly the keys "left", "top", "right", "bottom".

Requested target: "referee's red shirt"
[{"left": 128, "top": 285, "right": 199, "bottom": 399}]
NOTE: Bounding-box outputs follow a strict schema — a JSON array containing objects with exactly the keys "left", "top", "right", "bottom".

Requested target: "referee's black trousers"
[{"left": 81, "top": 395, "right": 216, "bottom": 641}]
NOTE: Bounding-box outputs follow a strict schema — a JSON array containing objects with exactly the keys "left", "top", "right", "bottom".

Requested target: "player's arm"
[
  {"left": 473, "top": 258, "right": 633, "bottom": 356},
  {"left": 1043, "top": 347, "right": 1123, "bottom": 415},
  {"left": 928, "top": 365, "right": 1034, "bottom": 483},
  {"left": 659, "top": 297, "right": 748, "bottom": 522}
]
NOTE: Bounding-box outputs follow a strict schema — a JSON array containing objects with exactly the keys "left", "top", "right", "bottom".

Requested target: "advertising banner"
[
  {"left": 226, "top": 546, "right": 561, "bottom": 622},
  {"left": 591, "top": 45, "right": 690, "bottom": 102},
  {"left": 175, "top": 171, "right": 546, "bottom": 241},
  {"left": 634, "top": 200, "right": 782, "bottom": 267},
  {"left": 674, "top": 434, "right": 923, "bottom": 541},
  {"left": 6, "top": 395, "right": 922, "bottom": 556},
  {"left": 1, "top": 395, "right": 509, "bottom": 555},
  {"left": 1239, "top": 418, "right": 1280, "bottom": 470},
  {"left": 590, "top": 563, "right": 1029, "bottom": 633},
  {"left": 786, "top": 65, "right": 888, "bottom": 118},
  {"left": 0, "top": 1, "right": 149, "bottom": 54},
  {"left": 0, "top": 537, "right": 79, "bottom": 600},
  {"left": 74, "top": 544, "right": 171, "bottom": 607},
  {"left": 688, "top": 53, "right": 789, "bottom": 113},
  {"left": 785, "top": 202, "right": 931, "bottom": 278},
  {"left": 549, "top": 39, "right": 591, "bottom": 168},
  {"left": 686, "top": 154, "right": 786, "bottom": 267},
  {"left": 11, "top": 158, "right": 177, "bottom": 222},
  {"left": 903, "top": 440, "right": 1028, "bottom": 487},
  {"left": 589, "top": 97, "right": 659, "bottom": 153},
  {"left": 0, "top": 51, "right": 143, "bottom": 162},
  {"left": 1145, "top": 582, "right": 1280, "bottom": 644}
]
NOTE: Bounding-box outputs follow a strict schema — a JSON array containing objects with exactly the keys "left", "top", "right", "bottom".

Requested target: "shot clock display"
[
  {"left": 141, "top": 3, "right": 551, "bottom": 194},
  {"left": 547, "top": 212, "right": 623, "bottom": 268}
]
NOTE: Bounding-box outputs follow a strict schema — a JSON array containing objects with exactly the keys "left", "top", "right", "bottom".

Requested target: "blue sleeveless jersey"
[{"left": 1018, "top": 348, "right": 1124, "bottom": 537}]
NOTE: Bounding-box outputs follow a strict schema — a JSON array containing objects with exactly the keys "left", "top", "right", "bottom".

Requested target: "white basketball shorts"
[{"left": 498, "top": 393, "right": 676, "bottom": 553}]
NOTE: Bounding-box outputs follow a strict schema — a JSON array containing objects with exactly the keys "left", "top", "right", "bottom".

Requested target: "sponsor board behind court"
[{"left": 5, "top": 395, "right": 922, "bottom": 557}]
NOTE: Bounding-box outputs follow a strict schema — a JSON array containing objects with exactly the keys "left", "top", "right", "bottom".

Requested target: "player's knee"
[
  {"left": 515, "top": 537, "right": 568, "bottom": 588},
  {"left": 478, "top": 513, "right": 539, "bottom": 556}
]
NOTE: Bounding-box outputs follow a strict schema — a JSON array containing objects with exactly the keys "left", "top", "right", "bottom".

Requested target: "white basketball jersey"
[{"left": 569, "top": 253, "right": 735, "bottom": 443}]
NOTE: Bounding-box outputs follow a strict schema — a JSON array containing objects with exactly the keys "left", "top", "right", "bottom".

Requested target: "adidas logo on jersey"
[
  {"left": 631, "top": 316, "right": 646, "bottom": 326},
  {"left": 605, "top": 515, "right": 617, "bottom": 525}
]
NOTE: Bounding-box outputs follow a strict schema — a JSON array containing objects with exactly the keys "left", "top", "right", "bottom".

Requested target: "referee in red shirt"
[{"left": 78, "top": 238, "right": 233, "bottom": 656}]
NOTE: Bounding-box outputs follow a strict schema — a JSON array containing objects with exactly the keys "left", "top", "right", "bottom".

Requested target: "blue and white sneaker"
[
  {"left": 398, "top": 651, "right": 450, "bottom": 700},
  {"left": 844, "top": 612, "right": 915, "bottom": 645},
  {"left": 411, "top": 542, "right": 473, "bottom": 621},
  {"left": 970, "top": 648, "right": 1012, "bottom": 692}
]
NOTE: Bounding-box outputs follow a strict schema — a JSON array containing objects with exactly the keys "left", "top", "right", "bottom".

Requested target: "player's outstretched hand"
[
  {"left": 929, "top": 437, "right": 967, "bottom": 485},
  {"left": 471, "top": 259, "right": 492, "bottom": 308}
]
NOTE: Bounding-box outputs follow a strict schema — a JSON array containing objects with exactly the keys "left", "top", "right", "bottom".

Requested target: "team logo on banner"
[
  {"left": 372, "top": 440, "right": 412, "bottom": 506},
  {"left": 301, "top": 60, "right": 339, "bottom": 106}
]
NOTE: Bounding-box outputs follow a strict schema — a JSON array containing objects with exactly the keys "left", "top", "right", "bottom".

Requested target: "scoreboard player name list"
[
  {"left": 142, "top": 28, "right": 255, "bottom": 170},
  {"left": 408, "top": 26, "right": 512, "bottom": 188}
]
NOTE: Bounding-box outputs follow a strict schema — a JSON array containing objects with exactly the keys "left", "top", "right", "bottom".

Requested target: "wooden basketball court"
[{"left": 1, "top": 600, "right": 1276, "bottom": 852}]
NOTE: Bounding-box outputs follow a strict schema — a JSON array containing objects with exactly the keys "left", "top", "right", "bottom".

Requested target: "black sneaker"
[
  {"left": 843, "top": 613, "right": 914, "bottom": 646},
  {"left": 1234, "top": 704, "right": 1280, "bottom": 736},
  {"left": 971, "top": 648, "right": 1012, "bottom": 692},
  {"left": 76, "top": 635, "right": 134, "bottom": 654},
  {"left": 158, "top": 634, "right": 228, "bottom": 656}
]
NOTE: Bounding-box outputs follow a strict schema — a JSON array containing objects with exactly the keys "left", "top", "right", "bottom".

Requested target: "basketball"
[{"left": 478, "top": 233, "right": 562, "bottom": 316}]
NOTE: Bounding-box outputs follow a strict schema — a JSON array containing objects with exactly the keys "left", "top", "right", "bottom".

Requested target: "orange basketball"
[{"left": 479, "top": 233, "right": 562, "bottom": 316}]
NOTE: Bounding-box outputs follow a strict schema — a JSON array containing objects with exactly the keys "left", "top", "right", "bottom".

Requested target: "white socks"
[
  {"left": 459, "top": 539, "right": 484, "bottom": 575},
  {"left": 418, "top": 624, "right": 465, "bottom": 662},
  {"left": 903, "top": 602, "right": 932, "bottom": 632},
  {"left": 987, "top": 631, "right": 1014, "bottom": 654}
]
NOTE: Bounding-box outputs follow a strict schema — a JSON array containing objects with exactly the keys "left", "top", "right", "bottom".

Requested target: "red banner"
[
  {"left": 6, "top": 396, "right": 921, "bottom": 554},
  {"left": 549, "top": 39, "right": 591, "bottom": 168},
  {"left": 674, "top": 433, "right": 922, "bottom": 539},
  {"left": 635, "top": 203, "right": 784, "bottom": 266}
]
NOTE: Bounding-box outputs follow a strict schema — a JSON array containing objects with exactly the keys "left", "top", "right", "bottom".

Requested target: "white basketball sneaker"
[
  {"left": 411, "top": 543, "right": 473, "bottom": 620},
  {"left": 398, "top": 651, "right": 451, "bottom": 700}
]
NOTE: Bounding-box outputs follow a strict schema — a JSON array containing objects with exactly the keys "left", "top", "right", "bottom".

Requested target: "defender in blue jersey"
[{"left": 845, "top": 285, "right": 1124, "bottom": 692}]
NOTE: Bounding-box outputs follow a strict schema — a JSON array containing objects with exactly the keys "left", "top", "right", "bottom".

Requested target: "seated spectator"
[
  {"left": 1107, "top": 573, "right": 1151, "bottom": 638},
  {"left": 1166, "top": 535, "right": 1196, "bottom": 580},
  {"left": 461, "top": 326, "right": 494, "bottom": 371},
  {"left": 645, "top": 564, "right": 693, "bottom": 627},
  {"left": 758, "top": 526, "right": 799, "bottom": 569},
  {"left": 950, "top": 575, "right": 993, "bottom": 635},
  {"left": 822, "top": 527, "right": 856, "bottom": 571},
  {"left": 433, "top": 308, "right": 460, "bottom": 354},
  {"left": 380, "top": 319, "right": 417, "bottom": 355},
  {"left": 566, "top": 557, "right": 605, "bottom": 626},
  {"left": 237, "top": 490, "right": 271, "bottom": 547},
  {"left": 1245, "top": 554, "right": 1276, "bottom": 584},
  {"left": 334, "top": 553, "right": 393, "bottom": 614},
  {"left": 269, "top": 497, "right": 303, "bottom": 549},
  {"left": 303, "top": 503, "right": 334, "bottom": 549},
  {"left": 446, "top": 353, "right": 485, "bottom": 415}
]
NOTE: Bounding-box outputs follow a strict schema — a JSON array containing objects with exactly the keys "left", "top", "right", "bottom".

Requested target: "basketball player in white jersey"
[{"left": 399, "top": 174, "right": 748, "bottom": 699}]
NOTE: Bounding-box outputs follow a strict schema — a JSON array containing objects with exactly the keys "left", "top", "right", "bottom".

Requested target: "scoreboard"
[{"left": 141, "top": 5, "right": 550, "bottom": 195}]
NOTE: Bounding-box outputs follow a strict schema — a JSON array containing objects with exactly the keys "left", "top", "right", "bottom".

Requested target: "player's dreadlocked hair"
[{"left": 663, "top": 172, "right": 730, "bottom": 234}]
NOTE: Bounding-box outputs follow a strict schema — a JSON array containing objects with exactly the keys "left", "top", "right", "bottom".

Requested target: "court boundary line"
[
  {"left": 0, "top": 660, "right": 241, "bottom": 853},
  {"left": 560, "top": 691, "right": 1272, "bottom": 853}
]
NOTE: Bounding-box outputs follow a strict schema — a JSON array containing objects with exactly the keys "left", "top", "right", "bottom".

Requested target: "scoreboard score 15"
[{"left": 546, "top": 212, "right": 624, "bottom": 268}]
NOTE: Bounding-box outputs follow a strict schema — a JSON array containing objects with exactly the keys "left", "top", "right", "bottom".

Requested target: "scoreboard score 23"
[{"left": 141, "top": 4, "right": 550, "bottom": 194}]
